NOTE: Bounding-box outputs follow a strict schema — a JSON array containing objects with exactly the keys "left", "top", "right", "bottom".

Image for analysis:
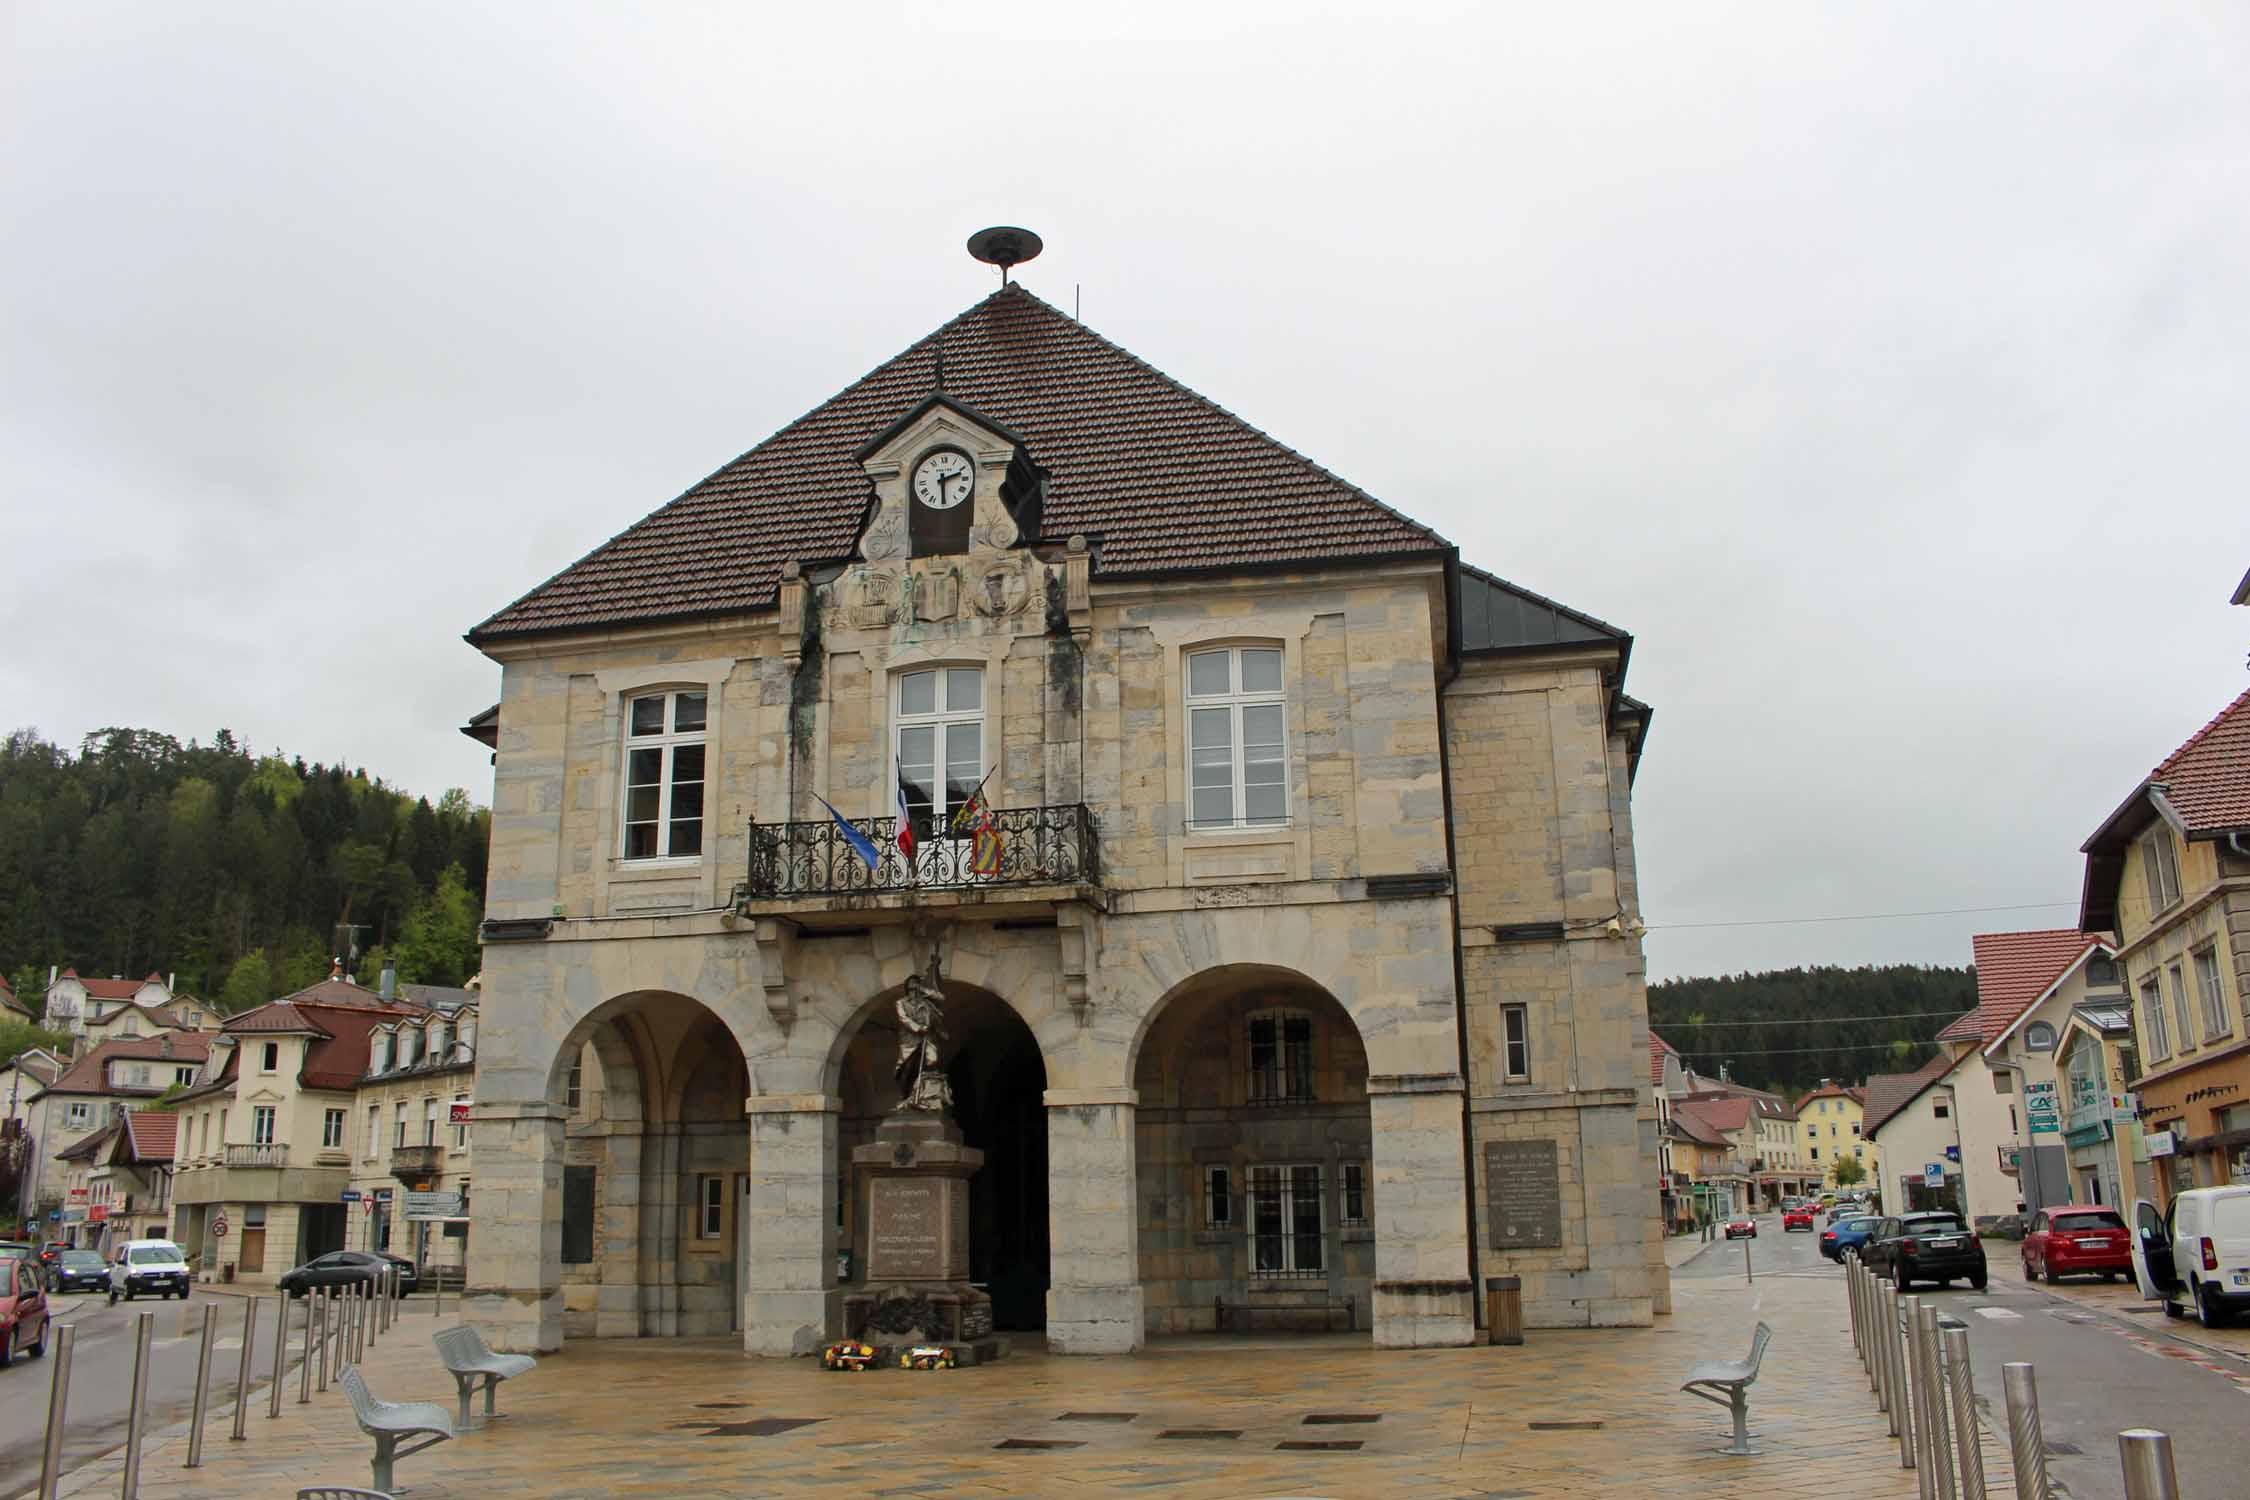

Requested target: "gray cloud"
[{"left": 6, "top": 2, "right": 2245, "bottom": 979}]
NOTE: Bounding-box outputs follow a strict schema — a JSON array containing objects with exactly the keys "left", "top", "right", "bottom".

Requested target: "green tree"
[
  {"left": 394, "top": 864, "right": 480, "bottom": 987},
  {"left": 1832, "top": 1154, "right": 1866, "bottom": 1188},
  {"left": 219, "top": 951, "right": 275, "bottom": 1015},
  {"left": 0, "top": 1018, "right": 70, "bottom": 1069}
]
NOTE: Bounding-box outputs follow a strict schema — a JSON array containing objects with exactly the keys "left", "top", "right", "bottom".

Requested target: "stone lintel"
[
  {"left": 1042, "top": 1087, "right": 1139, "bottom": 1109},
  {"left": 475, "top": 1101, "right": 571, "bottom": 1123},
  {"left": 1367, "top": 1072, "right": 1466, "bottom": 1097},
  {"left": 1469, "top": 1088, "right": 1641, "bottom": 1112},
  {"left": 743, "top": 1092, "right": 843, "bottom": 1116}
]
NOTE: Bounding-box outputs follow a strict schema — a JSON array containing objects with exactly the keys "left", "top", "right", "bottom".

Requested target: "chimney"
[
  {"left": 48, "top": 965, "right": 57, "bottom": 987},
  {"left": 166, "top": 972, "right": 174, "bottom": 991},
  {"left": 380, "top": 962, "right": 397, "bottom": 1001}
]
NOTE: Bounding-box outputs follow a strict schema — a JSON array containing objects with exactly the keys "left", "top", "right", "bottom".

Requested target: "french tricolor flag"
[{"left": 894, "top": 769, "right": 918, "bottom": 860}]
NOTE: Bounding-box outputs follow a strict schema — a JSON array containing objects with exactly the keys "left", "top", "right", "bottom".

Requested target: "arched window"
[
  {"left": 2024, "top": 1021, "right": 2056, "bottom": 1052},
  {"left": 894, "top": 666, "right": 984, "bottom": 835}
]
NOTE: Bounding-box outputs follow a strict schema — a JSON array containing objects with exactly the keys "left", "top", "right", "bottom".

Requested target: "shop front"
[{"left": 2133, "top": 1041, "right": 2250, "bottom": 1204}]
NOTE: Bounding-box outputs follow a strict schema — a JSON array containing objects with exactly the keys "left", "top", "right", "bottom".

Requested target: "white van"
[
  {"left": 107, "top": 1240, "right": 191, "bottom": 1302},
  {"left": 2129, "top": 1187, "right": 2250, "bottom": 1328}
]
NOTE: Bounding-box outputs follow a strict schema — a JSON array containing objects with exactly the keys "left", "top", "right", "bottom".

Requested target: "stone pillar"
[
  {"left": 1367, "top": 1075, "right": 1476, "bottom": 1348},
  {"left": 464, "top": 1102, "right": 566, "bottom": 1353},
  {"left": 743, "top": 1093, "right": 839, "bottom": 1356},
  {"left": 636, "top": 1122, "right": 684, "bottom": 1336},
  {"left": 1044, "top": 1088, "right": 1143, "bottom": 1354},
  {"left": 588, "top": 1123, "right": 643, "bottom": 1338}
]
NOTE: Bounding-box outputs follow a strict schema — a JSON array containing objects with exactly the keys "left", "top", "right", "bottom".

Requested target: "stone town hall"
[{"left": 460, "top": 270, "right": 1663, "bottom": 1356}]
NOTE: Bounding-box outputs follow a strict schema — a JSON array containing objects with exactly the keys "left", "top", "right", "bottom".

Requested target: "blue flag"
[{"left": 814, "top": 795, "right": 882, "bottom": 873}]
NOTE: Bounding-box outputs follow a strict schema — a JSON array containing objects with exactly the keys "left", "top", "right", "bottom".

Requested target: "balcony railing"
[
  {"left": 391, "top": 1144, "right": 444, "bottom": 1181},
  {"left": 225, "top": 1144, "right": 287, "bottom": 1169},
  {"left": 745, "top": 804, "right": 1099, "bottom": 900}
]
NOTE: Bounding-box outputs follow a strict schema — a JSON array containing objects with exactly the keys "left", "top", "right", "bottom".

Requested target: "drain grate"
[
  {"left": 1159, "top": 1429, "right": 1244, "bottom": 1441},
  {"left": 1303, "top": 1413, "right": 1382, "bottom": 1425},
  {"left": 1056, "top": 1411, "right": 1138, "bottom": 1422},
  {"left": 1278, "top": 1439, "right": 1364, "bottom": 1451},
  {"left": 1528, "top": 1420, "right": 1605, "bottom": 1431},
  {"left": 996, "top": 1438, "right": 1086, "bottom": 1451},
  {"left": 696, "top": 1417, "right": 822, "bottom": 1438}
]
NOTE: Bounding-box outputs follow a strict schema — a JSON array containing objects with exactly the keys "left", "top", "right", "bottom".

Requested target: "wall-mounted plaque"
[{"left": 1485, "top": 1139, "right": 1563, "bottom": 1249}]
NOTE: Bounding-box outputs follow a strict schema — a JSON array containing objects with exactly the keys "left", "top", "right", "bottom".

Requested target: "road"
[
  {"left": 0, "top": 1289, "right": 303, "bottom": 1500},
  {"left": 1674, "top": 1212, "right": 2250, "bottom": 1500}
]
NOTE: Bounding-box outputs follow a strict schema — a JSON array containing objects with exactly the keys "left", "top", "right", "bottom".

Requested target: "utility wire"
[
  {"left": 1669, "top": 1040, "right": 1946, "bottom": 1057},
  {"left": 1646, "top": 900, "right": 2075, "bottom": 931},
  {"left": 1654, "top": 1010, "right": 1967, "bottom": 1027}
]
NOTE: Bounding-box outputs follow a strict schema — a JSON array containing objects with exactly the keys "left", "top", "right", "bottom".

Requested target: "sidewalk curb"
[{"left": 2015, "top": 1277, "right": 2250, "bottom": 1369}]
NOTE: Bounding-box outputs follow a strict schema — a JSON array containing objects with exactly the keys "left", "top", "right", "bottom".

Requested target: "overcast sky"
[{"left": 6, "top": 3, "right": 2246, "bottom": 983}]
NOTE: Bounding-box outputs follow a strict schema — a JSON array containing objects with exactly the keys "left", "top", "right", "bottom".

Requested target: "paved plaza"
[{"left": 52, "top": 1262, "right": 2002, "bottom": 1500}]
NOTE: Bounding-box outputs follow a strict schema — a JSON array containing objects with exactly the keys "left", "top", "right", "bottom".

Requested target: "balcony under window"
[{"left": 741, "top": 803, "right": 1101, "bottom": 921}]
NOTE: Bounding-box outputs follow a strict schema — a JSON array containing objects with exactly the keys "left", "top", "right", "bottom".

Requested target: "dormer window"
[{"left": 2140, "top": 827, "right": 2183, "bottom": 913}]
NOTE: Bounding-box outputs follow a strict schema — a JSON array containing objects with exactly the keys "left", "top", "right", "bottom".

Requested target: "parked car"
[
  {"left": 45, "top": 1249, "right": 110, "bottom": 1294},
  {"left": 0, "top": 1240, "right": 35, "bottom": 1258},
  {"left": 1782, "top": 1206, "right": 1816, "bottom": 1232},
  {"left": 1863, "top": 1211, "right": 1988, "bottom": 1291},
  {"left": 1724, "top": 1217, "right": 1757, "bottom": 1240},
  {"left": 1821, "top": 1214, "right": 1885, "bottom": 1263},
  {"left": 37, "top": 1242, "right": 68, "bottom": 1271},
  {"left": 2021, "top": 1206, "right": 2131, "bottom": 1283},
  {"left": 276, "top": 1250, "right": 420, "bottom": 1299},
  {"left": 107, "top": 1240, "right": 191, "bottom": 1302},
  {"left": 0, "top": 1255, "right": 50, "bottom": 1367},
  {"left": 2131, "top": 1187, "right": 2250, "bottom": 1329}
]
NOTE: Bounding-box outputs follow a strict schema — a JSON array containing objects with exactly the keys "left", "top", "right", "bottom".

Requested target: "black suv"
[
  {"left": 1864, "top": 1210, "right": 1987, "bottom": 1291},
  {"left": 47, "top": 1249, "right": 109, "bottom": 1293}
]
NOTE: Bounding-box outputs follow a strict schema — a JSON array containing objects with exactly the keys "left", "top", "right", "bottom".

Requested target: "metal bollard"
[
  {"left": 1913, "top": 1301, "right": 1953, "bottom": 1500},
  {"left": 2002, "top": 1363, "right": 2050, "bottom": 1500},
  {"left": 1943, "top": 1324, "right": 1987, "bottom": 1500},
  {"left": 232, "top": 1297, "right": 259, "bottom": 1439},
  {"left": 2117, "top": 1429, "right": 2180, "bottom": 1500},
  {"left": 314, "top": 1289, "right": 329, "bottom": 1394},
  {"left": 35, "top": 1323, "right": 75, "bottom": 1500},
  {"left": 271, "top": 1293, "right": 291, "bottom": 1416},
  {"left": 434, "top": 1262, "right": 445, "bottom": 1321},
  {"left": 1891, "top": 1291, "right": 1919, "bottom": 1472},
  {"left": 184, "top": 1300, "right": 219, "bottom": 1467},
  {"left": 121, "top": 1310, "right": 155, "bottom": 1500}
]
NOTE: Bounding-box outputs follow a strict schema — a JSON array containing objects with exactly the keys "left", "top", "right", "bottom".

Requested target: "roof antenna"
[{"left": 966, "top": 225, "right": 1043, "bottom": 287}]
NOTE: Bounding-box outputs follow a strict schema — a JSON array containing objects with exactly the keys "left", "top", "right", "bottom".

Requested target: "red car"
[
  {"left": 1724, "top": 1217, "right": 1757, "bottom": 1239},
  {"left": 0, "top": 1255, "right": 50, "bottom": 1368},
  {"left": 2021, "top": 1205, "right": 2132, "bottom": 1283},
  {"left": 1783, "top": 1207, "right": 1816, "bottom": 1232}
]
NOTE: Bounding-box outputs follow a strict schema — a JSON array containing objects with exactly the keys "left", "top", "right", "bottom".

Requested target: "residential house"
[
  {"left": 97, "top": 1111, "right": 178, "bottom": 1248},
  {"left": 0, "top": 975, "right": 32, "bottom": 1023},
  {"left": 349, "top": 993, "right": 478, "bottom": 1283},
  {"left": 461, "top": 276, "right": 1664, "bottom": 1355},
  {"left": 1668, "top": 1098, "right": 1752, "bottom": 1219},
  {"left": 1650, "top": 1033, "right": 1687, "bottom": 1231},
  {"left": 1794, "top": 1081, "right": 1871, "bottom": 1192},
  {"left": 3, "top": 1048, "right": 64, "bottom": 1231},
  {"left": 171, "top": 977, "right": 423, "bottom": 1284},
  {"left": 39, "top": 970, "right": 209, "bottom": 1039},
  {"left": 2054, "top": 1003, "right": 2151, "bottom": 1210},
  {"left": 2079, "top": 687, "right": 2250, "bottom": 1202},
  {"left": 21, "top": 1034, "right": 210, "bottom": 1233},
  {"left": 1679, "top": 1074, "right": 1807, "bottom": 1206},
  {"left": 1864, "top": 1054, "right": 1972, "bottom": 1217}
]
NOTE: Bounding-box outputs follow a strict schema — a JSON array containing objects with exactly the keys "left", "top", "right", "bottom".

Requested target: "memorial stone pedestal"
[{"left": 845, "top": 1111, "right": 1005, "bottom": 1365}]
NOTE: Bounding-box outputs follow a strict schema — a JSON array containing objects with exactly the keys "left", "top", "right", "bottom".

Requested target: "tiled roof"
[
  {"left": 33, "top": 1034, "right": 213, "bottom": 1098},
  {"left": 121, "top": 1111, "right": 177, "bottom": 1163},
  {"left": 1668, "top": 1104, "right": 1730, "bottom": 1147},
  {"left": 1677, "top": 1095, "right": 1752, "bottom": 1136},
  {"left": 222, "top": 985, "right": 423, "bottom": 1090},
  {"left": 470, "top": 284, "right": 1451, "bottom": 643},
  {"left": 58, "top": 1122, "right": 119, "bottom": 1161},
  {"left": 1648, "top": 1031, "right": 1678, "bottom": 1088},
  {"left": 74, "top": 976, "right": 152, "bottom": 1000},
  {"left": 3, "top": 1050, "right": 60, "bottom": 1086},
  {"left": 2149, "top": 687, "right": 2250, "bottom": 833},
  {"left": 1950, "top": 930, "right": 2106, "bottom": 1047},
  {"left": 1862, "top": 1053, "right": 1958, "bottom": 1137}
]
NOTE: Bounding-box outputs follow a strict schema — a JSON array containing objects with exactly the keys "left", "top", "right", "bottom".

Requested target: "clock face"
[{"left": 913, "top": 450, "right": 973, "bottom": 510}]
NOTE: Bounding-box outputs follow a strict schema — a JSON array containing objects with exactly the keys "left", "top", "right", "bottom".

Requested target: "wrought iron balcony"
[{"left": 745, "top": 803, "right": 1100, "bottom": 901}]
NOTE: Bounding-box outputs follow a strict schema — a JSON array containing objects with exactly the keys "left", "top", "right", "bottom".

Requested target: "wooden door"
[{"left": 238, "top": 1227, "right": 266, "bottom": 1274}]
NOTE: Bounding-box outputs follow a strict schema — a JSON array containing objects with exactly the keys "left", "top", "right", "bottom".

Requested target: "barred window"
[
  {"left": 1248, "top": 1011, "right": 1314, "bottom": 1104},
  {"left": 1205, "top": 1166, "right": 1232, "bottom": 1228},
  {"left": 1250, "top": 1164, "right": 1324, "bottom": 1276},
  {"left": 1339, "top": 1160, "right": 1369, "bottom": 1228}
]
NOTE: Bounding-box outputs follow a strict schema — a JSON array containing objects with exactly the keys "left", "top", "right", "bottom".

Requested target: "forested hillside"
[
  {"left": 0, "top": 727, "right": 489, "bottom": 1010},
  {"left": 1649, "top": 964, "right": 1974, "bottom": 1097}
]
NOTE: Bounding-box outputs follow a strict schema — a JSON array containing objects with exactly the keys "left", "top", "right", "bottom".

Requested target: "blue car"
[{"left": 1821, "top": 1214, "right": 1884, "bottom": 1262}]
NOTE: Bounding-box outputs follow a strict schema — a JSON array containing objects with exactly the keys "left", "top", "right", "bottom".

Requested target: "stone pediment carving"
[{"left": 855, "top": 397, "right": 1031, "bottom": 565}]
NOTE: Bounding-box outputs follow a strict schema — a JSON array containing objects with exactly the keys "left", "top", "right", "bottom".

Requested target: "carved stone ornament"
[
  {"left": 968, "top": 559, "right": 1032, "bottom": 617},
  {"left": 915, "top": 567, "right": 961, "bottom": 623},
  {"left": 862, "top": 497, "right": 908, "bottom": 562},
  {"left": 847, "top": 568, "right": 899, "bottom": 630},
  {"left": 1192, "top": 884, "right": 1266, "bottom": 908}
]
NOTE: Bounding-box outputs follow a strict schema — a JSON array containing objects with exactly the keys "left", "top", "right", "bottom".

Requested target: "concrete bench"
[
  {"left": 339, "top": 1367, "right": 453, "bottom": 1493},
  {"left": 1680, "top": 1320, "right": 1772, "bottom": 1456},
  {"left": 434, "top": 1324, "right": 538, "bottom": 1428},
  {"left": 1213, "top": 1294, "right": 1357, "bottom": 1333}
]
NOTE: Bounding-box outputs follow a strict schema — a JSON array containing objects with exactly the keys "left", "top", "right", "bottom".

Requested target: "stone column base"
[
  {"left": 743, "top": 1289, "right": 842, "bottom": 1356},
  {"left": 464, "top": 1287, "right": 563, "bottom": 1354},
  {"left": 1046, "top": 1284, "right": 1145, "bottom": 1354},
  {"left": 1371, "top": 1280, "right": 1476, "bottom": 1348}
]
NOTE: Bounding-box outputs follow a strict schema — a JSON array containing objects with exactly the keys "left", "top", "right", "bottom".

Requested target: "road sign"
[
  {"left": 342, "top": 1189, "right": 363, "bottom": 1203},
  {"left": 404, "top": 1191, "right": 463, "bottom": 1221},
  {"left": 1923, "top": 1163, "right": 1945, "bottom": 1188},
  {"left": 1944, "top": 1145, "right": 1960, "bottom": 1162},
  {"left": 212, "top": 1213, "right": 229, "bottom": 1239}
]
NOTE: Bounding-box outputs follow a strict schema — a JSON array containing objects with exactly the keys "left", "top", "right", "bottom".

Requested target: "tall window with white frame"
[
  {"left": 2192, "top": 947, "right": 2229, "bottom": 1040},
  {"left": 894, "top": 667, "right": 983, "bottom": 839},
  {"left": 2142, "top": 974, "right": 2170, "bottom": 1060},
  {"left": 1186, "top": 645, "right": 1287, "bottom": 830},
  {"left": 698, "top": 1174, "right": 725, "bottom": 1239},
  {"left": 2141, "top": 827, "right": 2183, "bottom": 913},
  {"left": 621, "top": 689, "right": 707, "bottom": 861},
  {"left": 252, "top": 1105, "right": 276, "bottom": 1146},
  {"left": 1248, "top": 1163, "right": 1324, "bottom": 1276},
  {"left": 2169, "top": 964, "right": 2195, "bottom": 1053},
  {"left": 1500, "top": 1004, "right": 1531, "bottom": 1082},
  {"left": 322, "top": 1108, "right": 346, "bottom": 1151}
]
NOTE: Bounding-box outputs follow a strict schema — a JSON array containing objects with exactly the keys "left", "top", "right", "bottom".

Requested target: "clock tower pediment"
[{"left": 854, "top": 395, "right": 1034, "bottom": 563}]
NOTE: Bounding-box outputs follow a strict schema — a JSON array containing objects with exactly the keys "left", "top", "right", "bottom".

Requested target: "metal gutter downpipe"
[{"left": 1433, "top": 609, "right": 1483, "bottom": 1333}]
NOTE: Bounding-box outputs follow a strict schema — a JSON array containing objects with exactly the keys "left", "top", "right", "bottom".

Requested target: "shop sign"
[
  {"left": 2024, "top": 1080, "right": 2063, "bottom": 1137},
  {"left": 448, "top": 1100, "right": 473, "bottom": 1125},
  {"left": 88, "top": 1205, "right": 107, "bottom": 1222},
  {"left": 2145, "top": 1130, "right": 2177, "bottom": 1158},
  {"left": 2111, "top": 1092, "right": 2138, "bottom": 1124}
]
